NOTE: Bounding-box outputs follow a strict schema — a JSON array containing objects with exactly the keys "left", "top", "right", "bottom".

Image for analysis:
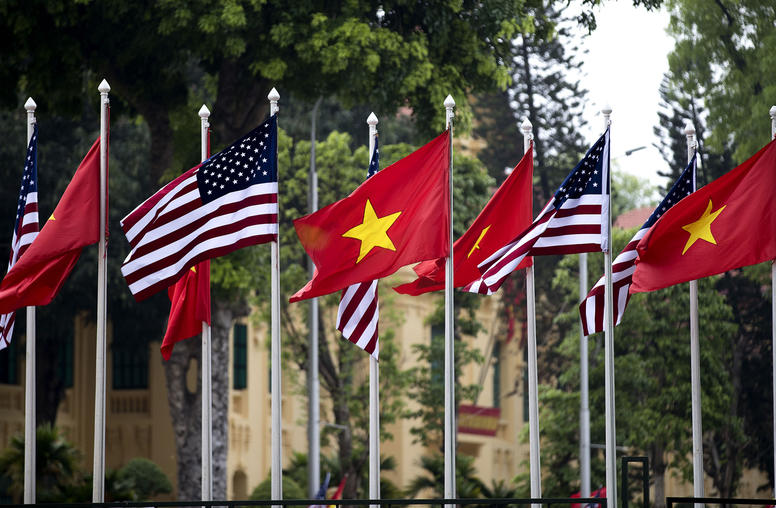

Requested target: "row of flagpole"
[
  {"left": 602, "top": 105, "right": 617, "bottom": 508},
  {"left": 23, "top": 97, "right": 36, "bottom": 505},
  {"left": 443, "top": 94, "right": 456, "bottom": 503},
  {"left": 367, "top": 112, "right": 381, "bottom": 508},
  {"left": 13, "top": 77, "right": 776, "bottom": 508},
  {"left": 686, "top": 122, "right": 703, "bottom": 507},
  {"left": 308, "top": 97, "right": 322, "bottom": 500},
  {"left": 771, "top": 104, "right": 776, "bottom": 500},
  {"left": 522, "top": 118, "right": 542, "bottom": 505},
  {"left": 199, "top": 104, "right": 214, "bottom": 502},
  {"left": 270, "top": 88, "right": 283, "bottom": 505},
  {"left": 92, "top": 79, "right": 110, "bottom": 502}
]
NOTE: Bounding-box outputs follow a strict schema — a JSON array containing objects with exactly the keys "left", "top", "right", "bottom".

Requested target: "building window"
[
  {"left": 55, "top": 334, "right": 74, "bottom": 388},
  {"left": 112, "top": 343, "right": 149, "bottom": 389},
  {"left": 233, "top": 324, "right": 247, "bottom": 390},
  {"left": 492, "top": 341, "right": 501, "bottom": 408},
  {"left": 0, "top": 338, "right": 18, "bottom": 385}
]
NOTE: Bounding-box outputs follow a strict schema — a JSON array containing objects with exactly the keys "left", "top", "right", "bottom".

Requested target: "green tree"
[
  {"left": 0, "top": 424, "right": 82, "bottom": 503},
  {"left": 405, "top": 453, "right": 486, "bottom": 499},
  {"left": 539, "top": 228, "right": 737, "bottom": 506},
  {"left": 665, "top": 0, "right": 776, "bottom": 164},
  {"left": 655, "top": 34, "right": 776, "bottom": 491},
  {"left": 116, "top": 457, "right": 173, "bottom": 500}
]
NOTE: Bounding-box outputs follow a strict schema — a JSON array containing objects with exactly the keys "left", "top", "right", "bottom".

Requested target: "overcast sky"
[{"left": 575, "top": 1, "right": 675, "bottom": 191}]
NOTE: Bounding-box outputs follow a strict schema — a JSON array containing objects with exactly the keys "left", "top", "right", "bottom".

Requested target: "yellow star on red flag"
[
  {"left": 342, "top": 199, "right": 401, "bottom": 263},
  {"left": 681, "top": 199, "right": 726, "bottom": 255}
]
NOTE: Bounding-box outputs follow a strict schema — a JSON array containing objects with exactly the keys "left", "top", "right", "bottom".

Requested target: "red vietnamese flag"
[
  {"left": 0, "top": 139, "right": 102, "bottom": 314},
  {"left": 290, "top": 131, "right": 450, "bottom": 303},
  {"left": 161, "top": 260, "right": 211, "bottom": 360},
  {"left": 631, "top": 138, "right": 776, "bottom": 293},
  {"left": 394, "top": 145, "right": 534, "bottom": 295}
]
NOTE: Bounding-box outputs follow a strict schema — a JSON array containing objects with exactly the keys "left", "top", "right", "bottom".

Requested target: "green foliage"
[
  {"left": 666, "top": 0, "right": 776, "bottom": 164},
  {"left": 0, "top": 425, "right": 172, "bottom": 503},
  {"left": 539, "top": 227, "right": 738, "bottom": 499},
  {"left": 0, "top": 424, "right": 81, "bottom": 503},
  {"left": 250, "top": 474, "right": 306, "bottom": 501},
  {"left": 281, "top": 451, "right": 403, "bottom": 501},
  {"left": 116, "top": 457, "right": 173, "bottom": 500},
  {"left": 405, "top": 453, "right": 486, "bottom": 499},
  {"left": 0, "top": 0, "right": 528, "bottom": 141},
  {"left": 509, "top": 2, "right": 590, "bottom": 205},
  {"left": 659, "top": 1, "right": 776, "bottom": 492}
]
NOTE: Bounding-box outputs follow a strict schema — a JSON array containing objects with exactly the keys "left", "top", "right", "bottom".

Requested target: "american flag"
[
  {"left": 121, "top": 115, "right": 278, "bottom": 301},
  {"left": 1, "top": 126, "right": 40, "bottom": 350},
  {"left": 465, "top": 129, "right": 610, "bottom": 295},
  {"left": 336, "top": 140, "right": 380, "bottom": 358},
  {"left": 580, "top": 154, "right": 696, "bottom": 335}
]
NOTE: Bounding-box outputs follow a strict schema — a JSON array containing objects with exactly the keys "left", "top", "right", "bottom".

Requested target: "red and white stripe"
[
  {"left": 465, "top": 193, "right": 604, "bottom": 295},
  {"left": 120, "top": 167, "right": 277, "bottom": 301},
  {"left": 0, "top": 192, "right": 39, "bottom": 349},
  {"left": 337, "top": 280, "right": 379, "bottom": 359},
  {"left": 579, "top": 227, "right": 646, "bottom": 336}
]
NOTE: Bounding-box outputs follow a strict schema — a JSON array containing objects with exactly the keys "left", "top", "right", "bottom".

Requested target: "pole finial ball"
[
  {"left": 367, "top": 112, "right": 379, "bottom": 126},
  {"left": 521, "top": 118, "right": 532, "bottom": 132},
  {"left": 444, "top": 95, "right": 455, "bottom": 108},
  {"left": 601, "top": 104, "right": 612, "bottom": 116},
  {"left": 683, "top": 121, "right": 696, "bottom": 137},
  {"left": 770, "top": 105, "right": 776, "bottom": 118},
  {"left": 24, "top": 97, "right": 37, "bottom": 112},
  {"left": 98, "top": 79, "right": 111, "bottom": 93},
  {"left": 199, "top": 105, "right": 211, "bottom": 119},
  {"left": 268, "top": 88, "right": 280, "bottom": 102}
]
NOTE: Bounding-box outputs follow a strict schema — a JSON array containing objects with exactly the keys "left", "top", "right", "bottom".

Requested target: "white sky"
[{"left": 576, "top": 1, "right": 675, "bottom": 193}]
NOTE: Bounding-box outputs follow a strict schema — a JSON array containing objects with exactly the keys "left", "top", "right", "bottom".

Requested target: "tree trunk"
[
  {"left": 212, "top": 59, "right": 273, "bottom": 146},
  {"left": 35, "top": 322, "right": 68, "bottom": 425},
  {"left": 651, "top": 442, "right": 667, "bottom": 508},
  {"left": 98, "top": 73, "right": 175, "bottom": 186},
  {"left": 210, "top": 300, "right": 235, "bottom": 500},
  {"left": 163, "top": 336, "right": 202, "bottom": 500}
]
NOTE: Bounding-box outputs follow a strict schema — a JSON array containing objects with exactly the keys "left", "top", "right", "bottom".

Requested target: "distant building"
[{"left": 614, "top": 206, "right": 653, "bottom": 230}]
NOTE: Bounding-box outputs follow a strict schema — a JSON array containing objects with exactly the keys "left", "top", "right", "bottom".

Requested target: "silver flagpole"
[
  {"left": 520, "top": 118, "right": 542, "bottom": 506},
  {"left": 269, "top": 87, "right": 283, "bottom": 506},
  {"left": 367, "top": 112, "right": 380, "bottom": 508},
  {"left": 199, "top": 105, "right": 214, "bottom": 502},
  {"left": 602, "top": 104, "right": 617, "bottom": 508},
  {"left": 308, "top": 97, "right": 321, "bottom": 499},
  {"left": 579, "top": 265, "right": 590, "bottom": 498},
  {"left": 92, "top": 78, "right": 110, "bottom": 503},
  {"left": 23, "top": 97, "right": 37, "bottom": 505},
  {"left": 685, "top": 122, "right": 703, "bottom": 508},
  {"left": 770, "top": 104, "right": 776, "bottom": 499},
  {"left": 443, "top": 94, "right": 456, "bottom": 504}
]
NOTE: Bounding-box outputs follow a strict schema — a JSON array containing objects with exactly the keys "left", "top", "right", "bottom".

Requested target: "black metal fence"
[
  {"left": 4, "top": 498, "right": 607, "bottom": 508},
  {"left": 667, "top": 497, "right": 776, "bottom": 508},
  {"left": 9, "top": 456, "right": 776, "bottom": 508}
]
